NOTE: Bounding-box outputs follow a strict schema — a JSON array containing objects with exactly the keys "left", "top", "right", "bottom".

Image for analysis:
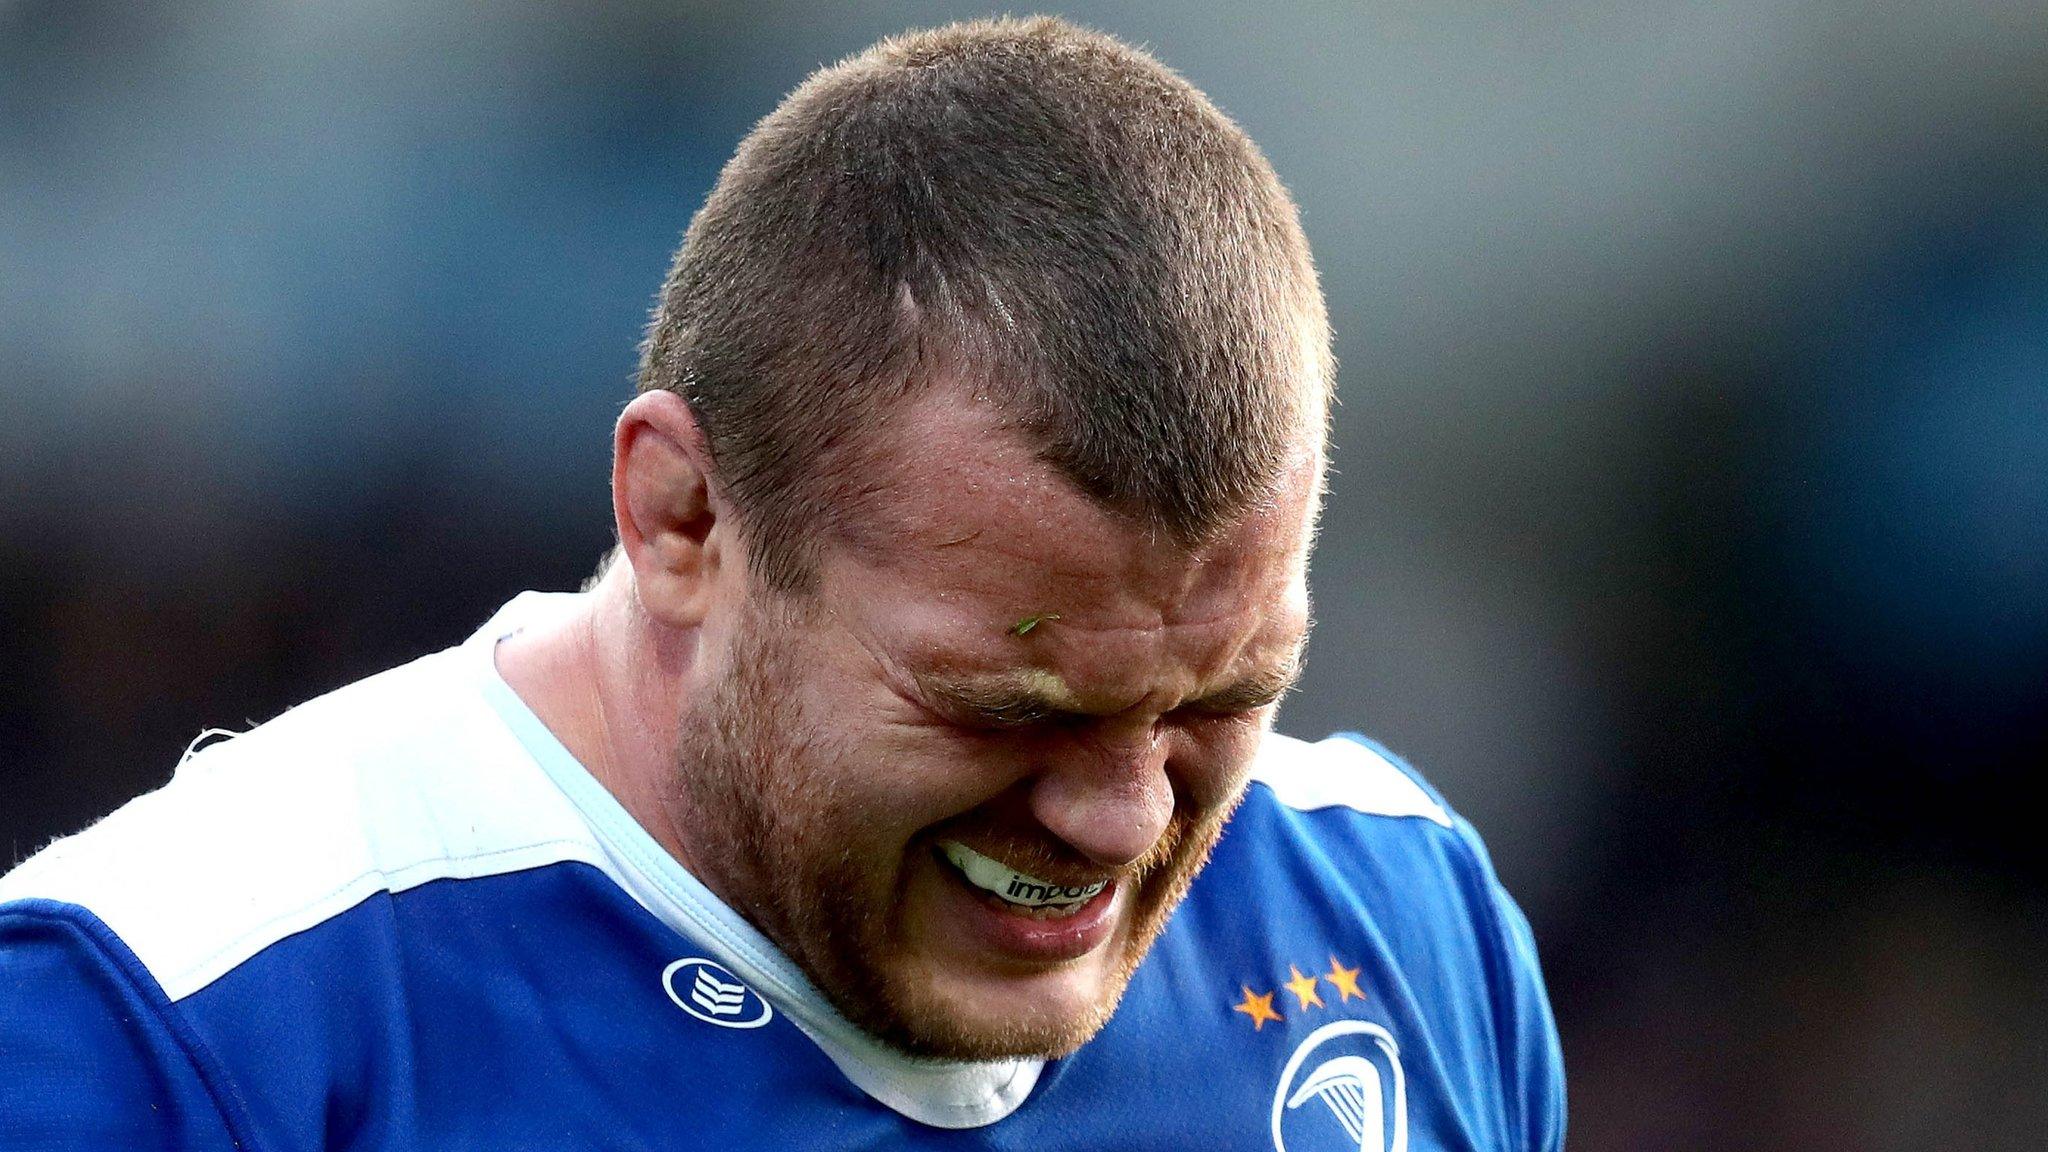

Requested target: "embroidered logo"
[
  {"left": 662, "top": 958, "right": 774, "bottom": 1029},
  {"left": 1270, "top": 1020, "right": 1407, "bottom": 1152}
]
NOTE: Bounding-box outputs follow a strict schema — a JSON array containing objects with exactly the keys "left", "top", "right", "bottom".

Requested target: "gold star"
[
  {"left": 1284, "top": 965, "right": 1325, "bottom": 1010},
  {"left": 1232, "top": 985, "right": 1283, "bottom": 1031},
  {"left": 1325, "top": 956, "right": 1364, "bottom": 1003}
]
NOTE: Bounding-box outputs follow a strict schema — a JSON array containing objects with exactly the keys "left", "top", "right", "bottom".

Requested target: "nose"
[{"left": 1026, "top": 726, "right": 1175, "bottom": 869}]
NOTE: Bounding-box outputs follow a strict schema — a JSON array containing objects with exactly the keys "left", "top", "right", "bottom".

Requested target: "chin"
[{"left": 873, "top": 946, "right": 1134, "bottom": 1061}]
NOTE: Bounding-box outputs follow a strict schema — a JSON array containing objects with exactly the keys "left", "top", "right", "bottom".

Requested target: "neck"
[{"left": 494, "top": 564, "right": 697, "bottom": 868}]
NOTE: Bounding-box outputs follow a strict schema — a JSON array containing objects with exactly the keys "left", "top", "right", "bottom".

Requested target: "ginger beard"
[{"left": 666, "top": 605, "right": 1246, "bottom": 1060}]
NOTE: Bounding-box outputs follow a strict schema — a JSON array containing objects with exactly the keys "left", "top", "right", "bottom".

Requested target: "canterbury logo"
[{"left": 662, "top": 958, "right": 774, "bottom": 1030}]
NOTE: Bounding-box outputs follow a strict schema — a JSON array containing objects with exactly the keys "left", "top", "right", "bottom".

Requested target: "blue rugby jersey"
[{"left": 0, "top": 593, "right": 1563, "bottom": 1152}]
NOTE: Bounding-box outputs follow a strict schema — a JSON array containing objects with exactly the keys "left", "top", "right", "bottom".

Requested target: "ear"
[{"left": 612, "top": 389, "right": 733, "bottom": 628}]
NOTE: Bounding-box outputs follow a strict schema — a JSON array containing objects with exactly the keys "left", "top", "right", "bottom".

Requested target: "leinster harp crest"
[{"left": 1271, "top": 1020, "right": 1407, "bottom": 1152}]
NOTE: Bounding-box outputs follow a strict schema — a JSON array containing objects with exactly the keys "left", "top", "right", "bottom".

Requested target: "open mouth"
[{"left": 938, "top": 840, "right": 1110, "bottom": 920}]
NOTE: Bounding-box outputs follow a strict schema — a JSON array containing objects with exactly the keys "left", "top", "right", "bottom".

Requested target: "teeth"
[{"left": 940, "top": 841, "right": 1109, "bottom": 911}]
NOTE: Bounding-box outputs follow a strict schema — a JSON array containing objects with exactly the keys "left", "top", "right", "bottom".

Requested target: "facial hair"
[{"left": 664, "top": 608, "right": 1247, "bottom": 1060}]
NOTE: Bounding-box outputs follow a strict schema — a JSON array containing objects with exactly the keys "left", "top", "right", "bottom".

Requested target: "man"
[{"left": 0, "top": 18, "right": 1562, "bottom": 1151}]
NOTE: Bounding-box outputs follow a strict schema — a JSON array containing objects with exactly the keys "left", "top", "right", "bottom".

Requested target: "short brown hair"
[{"left": 637, "top": 16, "right": 1330, "bottom": 593}]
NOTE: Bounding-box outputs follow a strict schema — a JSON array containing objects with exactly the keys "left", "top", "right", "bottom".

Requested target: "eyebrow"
[
  {"left": 914, "top": 668, "right": 1086, "bottom": 726},
  {"left": 914, "top": 643, "right": 1307, "bottom": 727},
  {"left": 1180, "top": 659, "right": 1305, "bottom": 714}
]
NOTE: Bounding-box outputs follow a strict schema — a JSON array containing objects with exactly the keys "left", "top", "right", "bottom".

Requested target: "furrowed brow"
[
  {"left": 915, "top": 668, "right": 1086, "bottom": 726},
  {"left": 1180, "top": 656, "right": 1305, "bottom": 714},
  {"left": 915, "top": 639, "right": 1306, "bottom": 727}
]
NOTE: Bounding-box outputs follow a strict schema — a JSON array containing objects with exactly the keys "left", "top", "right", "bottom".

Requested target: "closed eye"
[
  {"left": 1174, "top": 665, "right": 1301, "bottom": 719},
  {"left": 918, "top": 665, "right": 1299, "bottom": 732},
  {"left": 955, "top": 697, "right": 1061, "bottom": 729}
]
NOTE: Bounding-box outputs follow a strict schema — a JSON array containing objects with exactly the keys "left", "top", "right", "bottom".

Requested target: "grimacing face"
[{"left": 669, "top": 390, "right": 1319, "bottom": 1060}]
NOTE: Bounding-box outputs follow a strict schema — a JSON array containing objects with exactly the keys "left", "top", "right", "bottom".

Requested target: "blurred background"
[{"left": 4, "top": 1, "right": 2044, "bottom": 1147}]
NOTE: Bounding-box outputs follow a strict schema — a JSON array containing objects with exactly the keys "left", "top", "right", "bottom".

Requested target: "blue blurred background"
[{"left": 4, "top": 3, "right": 2044, "bottom": 1147}]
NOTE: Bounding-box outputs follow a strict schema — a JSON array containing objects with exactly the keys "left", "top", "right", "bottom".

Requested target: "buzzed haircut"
[{"left": 637, "top": 16, "right": 1331, "bottom": 594}]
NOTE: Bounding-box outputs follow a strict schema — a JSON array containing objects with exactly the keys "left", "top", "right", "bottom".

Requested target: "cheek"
[
  {"left": 1162, "top": 719, "right": 1266, "bottom": 814},
  {"left": 789, "top": 689, "right": 1032, "bottom": 840},
  {"left": 861, "top": 723, "right": 1037, "bottom": 821}
]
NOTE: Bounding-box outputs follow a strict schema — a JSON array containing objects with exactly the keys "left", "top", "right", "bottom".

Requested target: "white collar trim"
[{"left": 467, "top": 592, "right": 1043, "bottom": 1129}]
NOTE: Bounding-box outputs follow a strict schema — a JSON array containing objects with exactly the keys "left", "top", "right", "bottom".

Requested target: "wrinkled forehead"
[
  {"left": 867, "top": 388, "right": 1312, "bottom": 569},
  {"left": 815, "top": 389, "right": 1320, "bottom": 689}
]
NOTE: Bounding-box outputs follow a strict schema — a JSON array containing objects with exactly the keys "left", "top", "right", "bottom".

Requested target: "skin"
[{"left": 499, "top": 383, "right": 1321, "bottom": 1059}]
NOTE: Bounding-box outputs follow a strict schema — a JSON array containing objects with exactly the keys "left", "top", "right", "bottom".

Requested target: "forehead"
[{"left": 815, "top": 389, "right": 1319, "bottom": 698}]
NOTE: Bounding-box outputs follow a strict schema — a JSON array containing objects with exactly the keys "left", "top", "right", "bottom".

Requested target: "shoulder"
[
  {"left": 1246, "top": 729, "right": 1454, "bottom": 828},
  {"left": 1212, "top": 729, "right": 1566, "bottom": 1151},
  {"left": 0, "top": 643, "right": 602, "bottom": 1002},
  {"left": 1197, "top": 732, "right": 1553, "bottom": 1043},
  {"left": 0, "top": 897, "right": 262, "bottom": 1147},
  {"left": 1226, "top": 730, "right": 1497, "bottom": 930},
  {"left": 1232, "top": 730, "right": 1543, "bottom": 948}
]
